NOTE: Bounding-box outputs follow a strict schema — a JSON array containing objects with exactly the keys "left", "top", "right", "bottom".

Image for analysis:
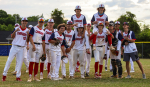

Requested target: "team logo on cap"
[
  {"left": 68, "top": 21, "right": 72, "bottom": 24},
  {"left": 24, "top": 18, "right": 26, "bottom": 20},
  {"left": 39, "top": 18, "right": 44, "bottom": 22},
  {"left": 98, "top": 23, "right": 103, "bottom": 25}
]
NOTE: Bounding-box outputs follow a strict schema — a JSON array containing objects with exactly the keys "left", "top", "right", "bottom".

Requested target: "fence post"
[{"left": 142, "top": 43, "right": 143, "bottom": 58}]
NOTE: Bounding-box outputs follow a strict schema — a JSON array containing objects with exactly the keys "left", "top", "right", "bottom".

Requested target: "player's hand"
[
  {"left": 106, "top": 30, "right": 110, "bottom": 35},
  {"left": 93, "top": 31, "right": 98, "bottom": 35},
  {"left": 32, "top": 45, "right": 36, "bottom": 51},
  {"left": 26, "top": 45, "right": 29, "bottom": 50},
  {"left": 74, "top": 23, "right": 78, "bottom": 27},
  {"left": 86, "top": 49, "right": 90, "bottom": 54},
  {"left": 105, "top": 21, "right": 109, "bottom": 26},
  {"left": 65, "top": 48, "right": 71, "bottom": 53},
  {"left": 87, "top": 34, "right": 90, "bottom": 37},
  {"left": 93, "top": 21, "right": 98, "bottom": 24},
  {"left": 15, "top": 28, "right": 20, "bottom": 32},
  {"left": 124, "top": 37, "right": 129, "bottom": 40},
  {"left": 121, "top": 51, "right": 123, "bottom": 55},
  {"left": 63, "top": 54, "right": 68, "bottom": 58}
]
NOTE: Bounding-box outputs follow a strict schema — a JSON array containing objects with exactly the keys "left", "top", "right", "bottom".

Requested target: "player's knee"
[{"left": 116, "top": 59, "right": 122, "bottom": 67}]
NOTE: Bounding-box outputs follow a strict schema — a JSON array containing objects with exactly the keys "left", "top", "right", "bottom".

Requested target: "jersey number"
[{"left": 23, "top": 37, "right": 26, "bottom": 40}]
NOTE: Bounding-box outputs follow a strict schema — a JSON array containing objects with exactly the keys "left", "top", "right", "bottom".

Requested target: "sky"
[{"left": 0, "top": 0, "right": 150, "bottom": 25}]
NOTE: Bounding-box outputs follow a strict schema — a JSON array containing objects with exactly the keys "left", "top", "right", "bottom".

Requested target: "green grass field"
[{"left": 0, "top": 56, "right": 150, "bottom": 87}]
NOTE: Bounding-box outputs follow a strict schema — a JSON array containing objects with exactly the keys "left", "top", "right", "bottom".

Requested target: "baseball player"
[
  {"left": 73, "top": 24, "right": 90, "bottom": 79},
  {"left": 85, "top": 23, "right": 92, "bottom": 77},
  {"left": 49, "top": 23, "right": 67, "bottom": 80},
  {"left": 61, "top": 20, "right": 75, "bottom": 79},
  {"left": 27, "top": 18, "right": 45, "bottom": 82},
  {"left": 40, "top": 19, "right": 54, "bottom": 79},
  {"left": 122, "top": 22, "right": 146, "bottom": 79},
  {"left": 71, "top": 5, "right": 87, "bottom": 72},
  {"left": 108, "top": 22, "right": 124, "bottom": 78},
  {"left": 91, "top": 4, "right": 114, "bottom": 51},
  {"left": 2, "top": 17, "right": 29, "bottom": 81},
  {"left": 90, "top": 21, "right": 109, "bottom": 78}
]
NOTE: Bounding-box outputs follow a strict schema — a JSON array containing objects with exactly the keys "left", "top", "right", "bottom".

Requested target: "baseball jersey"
[
  {"left": 42, "top": 29, "right": 53, "bottom": 44},
  {"left": 71, "top": 14, "right": 87, "bottom": 30},
  {"left": 91, "top": 13, "right": 108, "bottom": 28},
  {"left": 95, "top": 32, "right": 107, "bottom": 46},
  {"left": 29, "top": 26, "right": 45, "bottom": 43},
  {"left": 12, "top": 26, "right": 29, "bottom": 47},
  {"left": 73, "top": 32, "right": 90, "bottom": 50},
  {"left": 64, "top": 30, "right": 75, "bottom": 46},
  {"left": 49, "top": 32, "right": 66, "bottom": 51},
  {"left": 123, "top": 31, "right": 137, "bottom": 53}
]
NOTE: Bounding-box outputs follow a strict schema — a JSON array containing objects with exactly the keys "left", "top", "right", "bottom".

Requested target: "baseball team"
[{"left": 2, "top": 4, "right": 146, "bottom": 82}]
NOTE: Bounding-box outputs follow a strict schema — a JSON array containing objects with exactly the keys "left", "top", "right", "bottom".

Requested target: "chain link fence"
[{"left": 0, "top": 43, "right": 150, "bottom": 58}]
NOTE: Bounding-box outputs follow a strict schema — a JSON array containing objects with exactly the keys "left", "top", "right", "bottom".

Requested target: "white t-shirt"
[{"left": 123, "top": 31, "right": 137, "bottom": 53}]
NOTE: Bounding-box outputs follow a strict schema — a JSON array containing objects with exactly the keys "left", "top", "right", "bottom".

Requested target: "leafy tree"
[
  {"left": 51, "top": 8, "right": 64, "bottom": 28},
  {"left": 117, "top": 11, "right": 141, "bottom": 34},
  {"left": 28, "top": 15, "right": 43, "bottom": 22}
]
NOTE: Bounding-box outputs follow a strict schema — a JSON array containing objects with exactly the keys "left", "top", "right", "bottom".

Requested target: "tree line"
[{"left": 0, "top": 9, "right": 149, "bottom": 41}]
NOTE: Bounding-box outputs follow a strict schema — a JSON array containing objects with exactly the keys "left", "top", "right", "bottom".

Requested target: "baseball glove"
[
  {"left": 111, "top": 50, "right": 117, "bottom": 55},
  {"left": 53, "top": 38, "right": 60, "bottom": 46},
  {"left": 61, "top": 55, "right": 67, "bottom": 60},
  {"left": 40, "top": 54, "right": 46, "bottom": 61},
  {"left": 103, "top": 54, "right": 107, "bottom": 60}
]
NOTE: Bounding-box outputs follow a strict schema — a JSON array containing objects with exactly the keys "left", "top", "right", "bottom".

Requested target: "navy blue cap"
[{"left": 123, "top": 22, "right": 129, "bottom": 25}]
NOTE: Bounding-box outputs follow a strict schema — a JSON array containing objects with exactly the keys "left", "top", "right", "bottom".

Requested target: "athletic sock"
[
  {"left": 40, "top": 63, "right": 44, "bottom": 74},
  {"left": 95, "top": 62, "right": 99, "bottom": 74},
  {"left": 34, "top": 63, "right": 39, "bottom": 77},
  {"left": 29, "top": 62, "right": 34, "bottom": 76},
  {"left": 47, "top": 63, "right": 51, "bottom": 75},
  {"left": 99, "top": 65, "right": 103, "bottom": 75}
]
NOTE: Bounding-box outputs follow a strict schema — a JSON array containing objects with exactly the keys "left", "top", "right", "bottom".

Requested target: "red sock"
[
  {"left": 47, "top": 63, "right": 51, "bottom": 75},
  {"left": 95, "top": 62, "right": 99, "bottom": 74},
  {"left": 34, "top": 63, "right": 39, "bottom": 77},
  {"left": 29, "top": 62, "right": 34, "bottom": 76},
  {"left": 40, "top": 63, "right": 44, "bottom": 74},
  {"left": 77, "top": 61, "right": 80, "bottom": 67},
  {"left": 99, "top": 65, "right": 103, "bottom": 75},
  {"left": 107, "top": 35, "right": 112, "bottom": 45}
]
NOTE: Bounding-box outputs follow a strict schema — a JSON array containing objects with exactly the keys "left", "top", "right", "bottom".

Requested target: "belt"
[
  {"left": 97, "top": 45, "right": 104, "bottom": 47},
  {"left": 16, "top": 45, "right": 22, "bottom": 47},
  {"left": 45, "top": 43, "right": 49, "bottom": 45},
  {"left": 34, "top": 42, "right": 42, "bottom": 45}
]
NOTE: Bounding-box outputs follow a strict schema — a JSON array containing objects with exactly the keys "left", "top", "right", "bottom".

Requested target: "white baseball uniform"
[
  {"left": 85, "top": 31, "right": 92, "bottom": 73},
  {"left": 3, "top": 26, "right": 29, "bottom": 78},
  {"left": 49, "top": 32, "right": 66, "bottom": 78},
  {"left": 29, "top": 26, "right": 45, "bottom": 63},
  {"left": 73, "top": 31, "right": 90, "bottom": 76},
  {"left": 61, "top": 30, "right": 75, "bottom": 77},
  {"left": 93, "top": 32, "right": 107, "bottom": 65}
]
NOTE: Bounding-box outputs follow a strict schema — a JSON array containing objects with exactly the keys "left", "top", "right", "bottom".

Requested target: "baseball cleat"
[
  {"left": 40, "top": 75, "right": 43, "bottom": 80},
  {"left": 33, "top": 77, "right": 41, "bottom": 81},
  {"left": 142, "top": 74, "right": 146, "bottom": 79},
  {"left": 110, "top": 75, "right": 118, "bottom": 78},
  {"left": 69, "top": 76, "right": 75, "bottom": 79},
  {"left": 16, "top": 78, "right": 22, "bottom": 81},
  {"left": 62, "top": 75, "right": 66, "bottom": 78},
  {"left": 125, "top": 75, "right": 131, "bottom": 79},
  {"left": 94, "top": 74, "right": 100, "bottom": 79},
  {"left": 47, "top": 75, "right": 51, "bottom": 79},
  {"left": 75, "top": 69, "right": 80, "bottom": 72},
  {"left": 85, "top": 73, "right": 89, "bottom": 77},
  {"left": 81, "top": 75, "right": 85, "bottom": 79},
  {"left": 117, "top": 75, "right": 123, "bottom": 79},
  {"left": 105, "top": 67, "right": 107, "bottom": 71},
  {"left": 26, "top": 69, "right": 29, "bottom": 73},
  {"left": 130, "top": 70, "right": 135, "bottom": 73},
  {"left": 2, "top": 76, "right": 6, "bottom": 81},
  {"left": 27, "top": 77, "right": 32, "bottom": 82},
  {"left": 110, "top": 69, "right": 113, "bottom": 72}
]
